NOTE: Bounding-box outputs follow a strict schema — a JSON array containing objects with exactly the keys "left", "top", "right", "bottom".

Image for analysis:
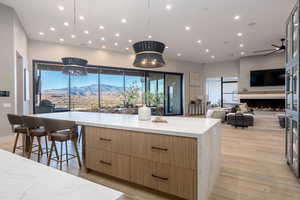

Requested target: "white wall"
[
  {"left": 239, "top": 53, "right": 285, "bottom": 92},
  {"left": 28, "top": 40, "right": 203, "bottom": 114},
  {"left": 0, "top": 3, "right": 28, "bottom": 137}
]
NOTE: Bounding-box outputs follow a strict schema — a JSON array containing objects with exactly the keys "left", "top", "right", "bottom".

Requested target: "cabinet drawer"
[
  {"left": 131, "top": 157, "right": 196, "bottom": 200},
  {"left": 85, "top": 127, "right": 131, "bottom": 155},
  {"left": 131, "top": 131, "right": 197, "bottom": 169},
  {"left": 86, "top": 148, "right": 131, "bottom": 181}
]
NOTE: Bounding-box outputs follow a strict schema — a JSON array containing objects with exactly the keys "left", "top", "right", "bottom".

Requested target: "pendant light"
[
  {"left": 62, "top": 0, "right": 88, "bottom": 76},
  {"left": 132, "top": 0, "right": 166, "bottom": 68}
]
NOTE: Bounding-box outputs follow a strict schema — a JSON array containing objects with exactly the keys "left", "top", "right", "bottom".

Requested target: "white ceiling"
[{"left": 0, "top": 0, "right": 296, "bottom": 63}]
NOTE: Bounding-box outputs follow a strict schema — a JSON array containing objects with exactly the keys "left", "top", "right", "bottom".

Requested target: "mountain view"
[{"left": 41, "top": 84, "right": 128, "bottom": 111}]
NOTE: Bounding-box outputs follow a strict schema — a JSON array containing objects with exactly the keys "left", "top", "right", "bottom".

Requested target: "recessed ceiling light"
[
  {"left": 58, "top": 5, "right": 64, "bottom": 11},
  {"left": 121, "top": 18, "right": 127, "bottom": 23},
  {"left": 50, "top": 27, "right": 55, "bottom": 31},
  {"left": 165, "top": 4, "right": 172, "bottom": 10},
  {"left": 125, "top": 47, "right": 129, "bottom": 50},
  {"left": 241, "top": 51, "right": 245, "bottom": 55},
  {"left": 71, "top": 34, "right": 76, "bottom": 38},
  {"left": 185, "top": 26, "right": 191, "bottom": 31},
  {"left": 128, "top": 39, "right": 132, "bottom": 43},
  {"left": 84, "top": 30, "right": 89, "bottom": 34},
  {"left": 59, "top": 38, "right": 64, "bottom": 42},
  {"left": 165, "top": 46, "right": 169, "bottom": 49},
  {"left": 115, "top": 33, "right": 120, "bottom": 37},
  {"left": 39, "top": 32, "right": 44, "bottom": 36},
  {"left": 100, "top": 37, "right": 105, "bottom": 41},
  {"left": 234, "top": 15, "right": 240, "bottom": 20},
  {"left": 237, "top": 32, "right": 243, "bottom": 37},
  {"left": 64, "top": 22, "right": 69, "bottom": 26},
  {"left": 79, "top": 15, "right": 85, "bottom": 20},
  {"left": 205, "top": 49, "right": 210, "bottom": 53},
  {"left": 211, "top": 55, "right": 215, "bottom": 59},
  {"left": 102, "top": 45, "right": 106, "bottom": 49},
  {"left": 148, "top": 35, "right": 152, "bottom": 39},
  {"left": 240, "top": 43, "right": 244, "bottom": 48},
  {"left": 177, "top": 53, "right": 181, "bottom": 56},
  {"left": 114, "top": 42, "right": 118, "bottom": 46},
  {"left": 88, "top": 40, "right": 92, "bottom": 44},
  {"left": 99, "top": 25, "right": 104, "bottom": 30},
  {"left": 197, "top": 40, "right": 202, "bottom": 44}
]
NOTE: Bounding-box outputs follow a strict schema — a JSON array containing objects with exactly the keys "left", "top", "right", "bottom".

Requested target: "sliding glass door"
[
  {"left": 165, "top": 74, "right": 182, "bottom": 115},
  {"left": 35, "top": 65, "right": 69, "bottom": 113},
  {"left": 100, "top": 69, "right": 124, "bottom": 108},
  {"left": 33, "top": 61, "right": 183, "bottom": 115},
  {"left": 70, "top": 68, "right": 99, "bottom": 111}
]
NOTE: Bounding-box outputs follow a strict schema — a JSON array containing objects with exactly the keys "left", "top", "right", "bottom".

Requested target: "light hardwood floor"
[{"left": 1, "top": 124, "right": 300, "bottom": 200}]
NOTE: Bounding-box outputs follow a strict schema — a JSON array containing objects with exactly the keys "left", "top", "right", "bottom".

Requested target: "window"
[
  {"left": 33, "top": 61, "right": 183, "bottom": 115},
  {"left": 165, "top": 74, "right": 182, "bottom": 115},
  {"left": 70, "top": 68, "right": 99, "bottom": 111},
  {"left": 206, "top": 78, "right": 221, "bottom": 107},
  {"left": 35, "top": 65, "right": 69, "bottom": 113},
  {"left": 206, "top": 76, "right": 238, "bottom": 108},
  {"left": 124, "top": 71, "right": 145, "bottom": 107},
  {"left": 100, "top": 69, "right": 124, "bottom": 108}
]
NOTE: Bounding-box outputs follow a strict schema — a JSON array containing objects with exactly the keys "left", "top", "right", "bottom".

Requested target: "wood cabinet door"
[
  {"left": 171, "top": 136, "right": 197, "bottom": 170},
  {"left": 147, "top": 134, "right": 172, "bottom": 165},
  {"left": 130, "top": 157, "right": 197, "bottom": 200},
  {"left": 112, "top": 130, "right": 132, "bottom": 155},
  {"left": 86, "top": 148, "right": 130, "bottom": 181}
]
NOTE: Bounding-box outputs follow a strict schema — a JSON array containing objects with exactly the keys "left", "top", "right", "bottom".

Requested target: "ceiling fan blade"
[
  {"left": 253, "top": 49, "right": 275, "bottom": 53},
  {"left": 264, "top": 50, "right": 278, "bottom": 56},
  {"left": 272, "top": 44, "right": 281, "bottom": 48}
]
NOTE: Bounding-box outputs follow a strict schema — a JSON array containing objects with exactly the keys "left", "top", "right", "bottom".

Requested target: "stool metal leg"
[
  {"left": 37, "top": 137, "right": 42, "bottom": 162},
  {"left": 72, "top": 139, "right": 81, "bottom": 168},
  {"left": 27, "top": 137, "right": 34, "bottom": 159},
  {"left": 65, "top": 141, "right": 69, "bottom": 166},
  {"left": 60, "top": 141, "right": 63, "bottom": 170},
  {"left": 53, "top": 142, "right": 59, "bottom": 164},
  {"left": 47, "top": 141, "right": 54, "bottom": 166},
  {"left": 12, "top": 133, "right": 20, "bottom": 153},
  {"left": 45, "top": 136, "right": 49, "bottom": 157}
]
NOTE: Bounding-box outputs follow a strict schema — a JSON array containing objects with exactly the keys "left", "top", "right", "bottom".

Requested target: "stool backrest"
[
  {"left": 41, "top": 118, "right": 76, "bottom": 133},
  {"left": 22, "top": 116, "right": 43, "bottom": 129},
  {"left": 7, "top": 114, "right": 23, "bottom": 126}
]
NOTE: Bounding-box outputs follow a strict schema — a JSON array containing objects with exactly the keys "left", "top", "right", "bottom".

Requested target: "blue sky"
[{"left": 41, "top": 70, "right": 143, "bottom": 90}]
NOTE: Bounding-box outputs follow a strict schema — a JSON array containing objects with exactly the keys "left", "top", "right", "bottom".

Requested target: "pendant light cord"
[{"left": 73, "top": 0, "right": 77, "bottom": 31}]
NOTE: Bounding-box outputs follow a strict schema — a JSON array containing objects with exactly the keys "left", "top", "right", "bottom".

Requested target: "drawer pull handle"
[
  {"left": 152, "top": 174, "right": 169, "bottom": 181},
  {"left": 100, "top": 138, "right": 112, "bottom": 142},
  {"left": 151, "top": 146, "right": 168, "bottom": 151},
  {"left": 99, "top": 160, "right": 112, "bottom": 166}
]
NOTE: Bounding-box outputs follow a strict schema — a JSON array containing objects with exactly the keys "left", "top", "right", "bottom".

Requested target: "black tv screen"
[{"left": 250, "top": 69, "right": 285, "bottom": 87}]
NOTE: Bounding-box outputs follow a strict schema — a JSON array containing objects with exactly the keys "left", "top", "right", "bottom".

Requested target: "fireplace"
[{"left": 240, "top": 99, "right": 285, "bottom": 111}]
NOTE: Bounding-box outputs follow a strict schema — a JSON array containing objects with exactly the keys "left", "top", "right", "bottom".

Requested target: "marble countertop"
[
  {"left": 0, "top": 149, "right": 123, "bottom": 200},
  {"left": 33, "top": 112, "right": 220, "bottom": 138}
]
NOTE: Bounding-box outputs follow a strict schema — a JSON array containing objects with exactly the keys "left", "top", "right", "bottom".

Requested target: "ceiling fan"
[{"left": 253, "top": 38, "right": 286, "bottom": 56}]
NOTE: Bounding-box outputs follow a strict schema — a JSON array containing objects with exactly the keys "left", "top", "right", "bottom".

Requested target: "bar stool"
[
  {"left": 7, "top": 114, "right": 27, "bottom": 155},
  {"left": 22, "top": 116, "right": 50, "bottom": 162},
  {"left": 42, "top": 118, "right": 81, "bottom": 170}
]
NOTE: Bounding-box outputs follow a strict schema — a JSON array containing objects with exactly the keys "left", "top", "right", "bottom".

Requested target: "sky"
[{"left": 40, "top": 70, "right": 144, "bottom": 90}]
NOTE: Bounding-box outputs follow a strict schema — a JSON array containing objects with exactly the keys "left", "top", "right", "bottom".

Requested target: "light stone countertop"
[
  {"left": 33, "top": 111, "right": 221, "bottom": 138},
  {"left": 0, "top": 149, "right": 123, "bottom": 200}
]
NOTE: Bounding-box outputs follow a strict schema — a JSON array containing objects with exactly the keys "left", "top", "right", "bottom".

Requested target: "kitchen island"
[{"left": 33, "top": 112, "right": 221, "bottom": 200}]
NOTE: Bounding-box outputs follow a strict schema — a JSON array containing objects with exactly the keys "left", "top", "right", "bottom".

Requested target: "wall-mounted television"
[{"left": 250, "top": 69, "right": 285, "bottom": 87}]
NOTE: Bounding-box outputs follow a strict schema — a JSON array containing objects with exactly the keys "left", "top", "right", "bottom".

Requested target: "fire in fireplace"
[{"left": 240, "top": 99, "right": 285, "bottom": 111}]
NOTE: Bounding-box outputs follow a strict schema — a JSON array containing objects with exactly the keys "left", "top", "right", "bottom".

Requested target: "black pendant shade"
[
  {"left": 133, "top": 41, "right": 166, "bottom": 68},
  {"left": 62, "top": 57, "right": 88, "bottom": 76}
]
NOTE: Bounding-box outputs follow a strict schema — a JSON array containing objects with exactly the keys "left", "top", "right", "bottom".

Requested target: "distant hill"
[{"left": 43, "top": 84, "right": 123, "bottom": 96}]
